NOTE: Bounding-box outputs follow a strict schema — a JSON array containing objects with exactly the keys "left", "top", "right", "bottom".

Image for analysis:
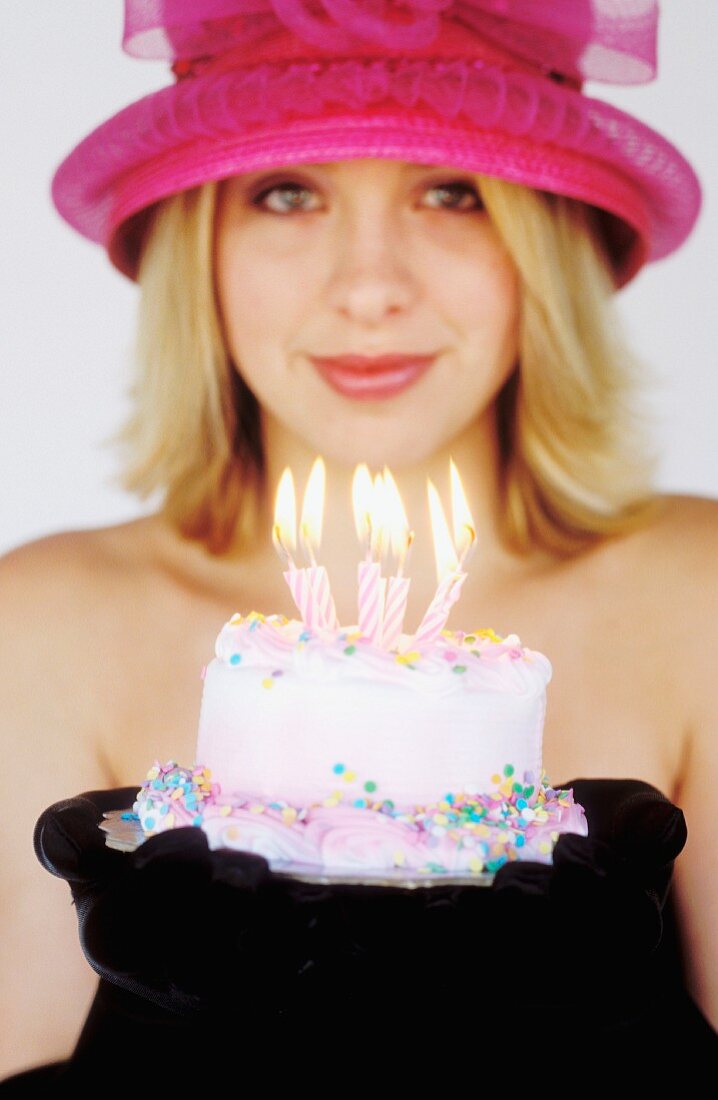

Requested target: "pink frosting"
[{"left": 134, "top": 761, "right": 588, "bottom": 875}]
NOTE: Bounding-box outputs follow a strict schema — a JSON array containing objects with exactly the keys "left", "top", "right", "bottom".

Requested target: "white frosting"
[{"left": 196, "top": 613, "right": 551, "bottom": 812}]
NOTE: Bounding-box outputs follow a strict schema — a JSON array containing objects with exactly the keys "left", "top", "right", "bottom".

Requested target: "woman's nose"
[{"left": 325, "top": 210, "right": 417, "bottom": 326}]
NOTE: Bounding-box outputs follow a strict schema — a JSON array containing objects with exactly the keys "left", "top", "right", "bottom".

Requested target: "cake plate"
[{"left": 99, "top": 809, "right": 496, "bottom": 889}]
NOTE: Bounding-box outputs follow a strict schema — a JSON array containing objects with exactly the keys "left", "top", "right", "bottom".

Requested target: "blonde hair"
[{"left": 113, "top": 174, "right": 663, "bottom": 559}]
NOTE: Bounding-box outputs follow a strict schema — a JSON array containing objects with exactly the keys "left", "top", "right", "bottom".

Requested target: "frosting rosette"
[
  {"left": 134, "top": 760, "right": 588, "bottom": 876},
  {"left": 199, "top": 808, "right": 320, "bottom": 864}
]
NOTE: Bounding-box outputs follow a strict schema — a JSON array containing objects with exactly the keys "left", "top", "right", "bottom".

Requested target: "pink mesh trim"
[
  {"left": 123, "top": 0, "right": 659, "bottom": 86},
  {"left": 51, "top": 54, "right": 702, "bottom": 286}
]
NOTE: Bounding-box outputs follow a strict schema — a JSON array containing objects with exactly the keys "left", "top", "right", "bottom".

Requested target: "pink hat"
[{"left": 51, "top": 0, "right": 703, "bottom": 288}]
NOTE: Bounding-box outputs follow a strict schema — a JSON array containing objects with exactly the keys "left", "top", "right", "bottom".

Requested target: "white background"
[{"left": 2, "top": 1, "right": 716, "bottom": 556}]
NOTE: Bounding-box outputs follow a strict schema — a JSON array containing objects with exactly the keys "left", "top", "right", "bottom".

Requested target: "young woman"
[{"left": 2, "top": 0, "right": 717, "bottom": 1079}]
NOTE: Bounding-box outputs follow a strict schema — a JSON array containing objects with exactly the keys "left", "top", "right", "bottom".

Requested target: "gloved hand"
[
  {"left": 482, "top": 777, "right": 689, "bottom": 1031},
  {"left": 34, "top": 778, "right": 689, "bottom": 1042},
  {"left": 491, "top": 777, "right": 686, "bottom": 948},
  {"left": 33, "top": 786, "right": 316, "bottom": 1017}
]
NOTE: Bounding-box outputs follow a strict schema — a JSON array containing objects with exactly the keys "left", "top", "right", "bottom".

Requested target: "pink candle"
[
  {"left": 412, "top": 570, "right": 467, "bottom": 650},
  {"left": 306, "top": 564, "right": 339, "bottom": 631},
  {"left": 381, "top": 575, "right": 410, "bottom": 651},
  {"left": 283, "top": 567, "right": 313, "bottom": 625},
  {"left": 357, "top": 559, "right": 385, "bottom": 645}
]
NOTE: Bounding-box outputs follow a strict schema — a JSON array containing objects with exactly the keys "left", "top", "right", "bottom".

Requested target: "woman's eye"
[
  {"left": 251, "top": 181, "right": 318, "bottom": 213},
  {"left": 423, "top": 182, "right": 484, "bottom": 212},
  {"left": 249, "top": 176, "right": 483, "bottom": 214}
]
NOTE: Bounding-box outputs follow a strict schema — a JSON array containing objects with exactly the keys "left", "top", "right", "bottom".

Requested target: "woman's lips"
[{"left": 309, "top": 353, "right": 437, "bottom": 400}]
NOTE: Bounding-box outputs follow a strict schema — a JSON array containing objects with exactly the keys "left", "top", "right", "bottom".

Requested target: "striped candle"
[
  {"left": 283, "top": 567, "right": 313, "bottom": 625},
  {"left": 358, "top": 560, "right": 385, "bottom": 645},
  {"left": 307, "top": 564, "right": 339, "bottom": 630},
  {"left": 381, "top": 575, "right": 410, "bottom": 651},
  {"left": 412, "top": 570, "right": 467, "bottom": 650}
]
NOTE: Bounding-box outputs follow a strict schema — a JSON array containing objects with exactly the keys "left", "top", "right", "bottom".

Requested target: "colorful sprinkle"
[
  {"left": 229, "top": 653, "right": 241, "bottom": 666},
  {"left": 395, "top": 651, "right": 421, "bottom": 665},
  {"left": 134, "top": 757, "right": 583, "bottom": 875}
]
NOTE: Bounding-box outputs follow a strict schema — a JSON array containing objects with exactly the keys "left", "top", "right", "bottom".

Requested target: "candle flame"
[
  {"left": 450, "top": 457, "right": 476, "bottom": 562},
  {"left": 299, "top": 456, "right": 325, "bottom": 560},
  {"left": 427, "top": 478, "right": 458, "bottom": 583},
  {"left": 371, "top": 473, "right": 387, "bottom": 559},
  {"left": 352, "top": 463, "right": 374, "bottom": 554},
  {"left": 273, "top": 467, "right": 297, "bottom": 558},
  {"left": 381, "top": 466, "right": 411, "bottom": 572}
]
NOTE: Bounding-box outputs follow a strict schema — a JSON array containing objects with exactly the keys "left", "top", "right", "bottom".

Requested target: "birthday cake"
[{"left": 134, "top": 611, "right": 588, "bottom": 876}]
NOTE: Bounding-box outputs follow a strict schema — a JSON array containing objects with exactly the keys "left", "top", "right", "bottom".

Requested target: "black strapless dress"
[{"left": 3, "top": 778, "right": 717, "bottom": 1089}]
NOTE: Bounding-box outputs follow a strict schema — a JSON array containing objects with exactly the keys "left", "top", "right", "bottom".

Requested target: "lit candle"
[
  {"left": 412, "top": 462, "right": 475, "bottom": 650},
  {"left": 273, "top": 467, "right": 313, "bottom": 624},
  {"left": 352, "top": 464, "right": 385, "bottom": 646},
  {"left": 450, "top": 457, "right": 477, "bottom": 572},
  {"left": 380, "top": 467, "right": 413, "bottom": 652},
  {"left": 299, "top": 456, "right": 339, "bottom": 631}
]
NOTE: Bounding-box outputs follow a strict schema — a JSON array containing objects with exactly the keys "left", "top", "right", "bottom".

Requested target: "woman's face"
[{"left": 214, "top": 158, "right": 520, "bottom": 469}]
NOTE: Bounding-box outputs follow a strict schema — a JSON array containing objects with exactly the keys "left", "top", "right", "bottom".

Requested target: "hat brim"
[{"left": 51, "top": 58, "right": 702, "bottom": 288}]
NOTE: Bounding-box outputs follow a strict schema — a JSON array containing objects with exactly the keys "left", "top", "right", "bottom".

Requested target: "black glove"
[
  {"left": 483, "top": 777, "right": 690, "bottom": 1032},
  {"left": 35, "top": 779, "right": 686, "bottom": 997},
  {"left": 34, "top": 787, "right": 297, "bottom": 1016},
  {"left": 492, "top": 777, "right": 686, "bottom": 949},
  {"left": 33, "top": 777, "right": 711, "bottom": 1071}
]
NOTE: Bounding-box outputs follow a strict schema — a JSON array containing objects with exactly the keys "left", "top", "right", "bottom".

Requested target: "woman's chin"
[{"left": 296, "top": 417, "right": 449, "bottom": 470}]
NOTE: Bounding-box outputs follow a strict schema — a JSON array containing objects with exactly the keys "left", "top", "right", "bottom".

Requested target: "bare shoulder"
[
  {"left": 0, "top": 522, "right": 169, "bottom": 1075},
  {"left": 645, "top": 492, "right": 718, "bottom": 697},
  {"left": 586, "top": 492, "right": 718, "bottom": 610},
  {"left": 0, "top": 516, "right": 171, "bottom": 761},
  {"left": 0, "top": 515, "right": 191, "bottom": 634},
  {"left": 640, "top": 492, "right": 718, "bottom": 612},
  {"left": 639, "top": 495, "right": 718, "bottom": 1030},
  {"left": 636, "top": 491, "right": 718, "bottom": 555},
  {"left": 608, "top": 491, "right": 718, "bottom": 687},
  {"left": 0, "top": 514, "right": 163, "bottom": 590}
]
